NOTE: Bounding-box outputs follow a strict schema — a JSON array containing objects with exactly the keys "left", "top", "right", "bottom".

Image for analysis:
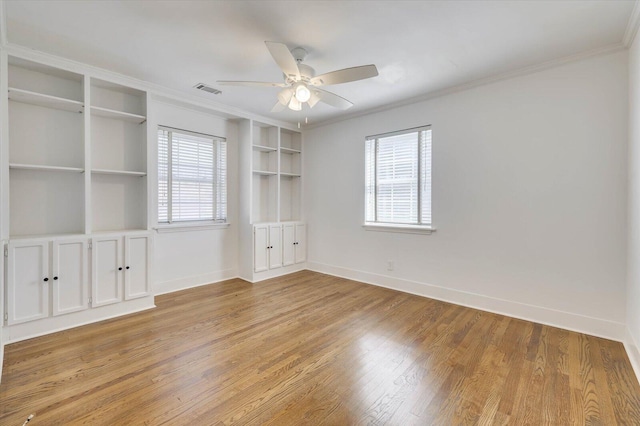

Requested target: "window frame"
[
  {"left": 156, "top": 126, "right": 229, "bottom": 232},
  {"left": 364, "top": 125, "right": 434, "bottom": 234}
]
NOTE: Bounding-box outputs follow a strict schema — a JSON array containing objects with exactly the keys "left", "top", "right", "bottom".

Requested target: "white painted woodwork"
[
  {"left": 52, "top": 239, "right": 88, "bottom": 316},
  {"left": 282, "top": 223, "right": 295, "bottom": 267},
  {"left": 282, "top": 223, "right": 306, "bottom": 266},
  {"left": 268, "top": 224, "right": 282, "bottom": 270},
  {"left": 8, "top": 87, "right": 84, "bottom": 113},
  {"left": 240, "top": 119, "right": 304, "bottom": 281},
  {"left": 124, "top": 234, "right": 150, "bottom": 300},
  {"left": 295, "top": 223, "right": 306, "bottom": 263},
  {"left": 253, "top": 225, "right": 269, "bottom": 273},
  {"left": 7, "top": 240, "right": 49, "bottom": 325},
  {"left": 92, "top": 236, "right": 123, "bottom": 307}
]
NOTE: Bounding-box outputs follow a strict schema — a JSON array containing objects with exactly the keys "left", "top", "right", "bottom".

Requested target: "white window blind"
[
  {"left": 158, "top": 127, "right": 227, "bottom": 224},
  {"left": 365, "top": 126, "right": 431, "bottom": 227}
]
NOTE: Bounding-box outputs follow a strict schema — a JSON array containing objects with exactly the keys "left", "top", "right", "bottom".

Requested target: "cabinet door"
[
  {"left": 124, "top": 234, "right": 151, "bottom": 300},
  {"left": 254, "top": 225, "right": 269, "bottom": 273},
  {"left": 7, "top": 240, "right": 50, "bottom": 325},
  {"left": 92, "top": 236, "right": 123, "bottom": 307},
  {"left": 282, "top": 223, "right": 295, "bottom": 267},
  {"left": 269, "top": 224, "right": 282, "bottom": 269},
  {"left": 295, "top": 223, "right": 306, "bottom": 263},
  {"left": 52, "top": 239, "right": 89, "bottom": 316}
]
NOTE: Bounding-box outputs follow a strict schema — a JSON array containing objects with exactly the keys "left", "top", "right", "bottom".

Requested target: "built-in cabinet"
[
  {"left": 239, "top": 118, "right": 306, "bottom": 281},
  {"left": 282, "top": 223, "right": 306, "bottom": 266},
  {"left": 92, "top": 233, "right": 151, "bottom": 307},
  {"left": 1, "top": 54, "right": 153, "bottom": 343},
  {"left": 254, "top": 224, "right": 282, "bottom": 272},
  {"left": 6, "top": 237, "right": 89, "bottom": 325}
]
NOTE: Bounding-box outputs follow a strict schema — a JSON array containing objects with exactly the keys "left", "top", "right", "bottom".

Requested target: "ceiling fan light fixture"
[
  {"left": 295, "top": 83, "right": 311, "bottom": 103},
  {"left": 278, "top": 88, "right": 293, "bottom": 105},
  {"left": 288, "top": 96, "right": 302, "bottom": 111}
]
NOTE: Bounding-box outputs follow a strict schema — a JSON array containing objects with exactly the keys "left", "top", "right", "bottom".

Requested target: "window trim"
[
  {"left": 364, "top": 125, "right": 432, "bottom": 232},
  {"left": 158, "top": 125, "right": 229, "bottom": 227}
]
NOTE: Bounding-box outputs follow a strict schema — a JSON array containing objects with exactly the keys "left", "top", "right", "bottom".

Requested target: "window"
[
  {"left": 158, "top": 127, "right": 227, "bottom": 224},
  {"left": 365, "top": 126, "right": 432, "bottom": 230}
]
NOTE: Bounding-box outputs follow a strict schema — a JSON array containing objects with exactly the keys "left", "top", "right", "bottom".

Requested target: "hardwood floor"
[{"left": 1, "top": 270, "right": 639, "bottom": 425}]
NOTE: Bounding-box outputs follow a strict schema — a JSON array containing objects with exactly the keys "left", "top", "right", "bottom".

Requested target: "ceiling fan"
[{"left": 217, "top": 41, "right": 378, "bottom": 112}]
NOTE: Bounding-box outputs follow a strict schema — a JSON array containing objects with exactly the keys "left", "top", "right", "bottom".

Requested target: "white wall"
[
  {"left": 149, "top": 100, "right": 239, "bottom": 294},
  {"left": 304, "top": 51, "right": 629, "bottom": 339},
  {"left": 627, "top": 36, "right": 640, "bottom": 375}
]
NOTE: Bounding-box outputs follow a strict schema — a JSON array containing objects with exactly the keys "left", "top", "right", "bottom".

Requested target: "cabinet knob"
[
  {"left": 118, "top": 267, "right": 123, "bottom": 271},
  {"left": 126, "top": 266, "right": 130, "bottom": 270},
  {"left": 53, "top": 276, "right": 58, "bottom": 281},
  {"left": 43, "top": 277, "right": 49, "bottom": 282}
]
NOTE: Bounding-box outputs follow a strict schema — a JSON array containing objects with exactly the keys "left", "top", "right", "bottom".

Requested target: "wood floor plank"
[{"left": 1, "top": 270, "right": 639, "bottom": 425}]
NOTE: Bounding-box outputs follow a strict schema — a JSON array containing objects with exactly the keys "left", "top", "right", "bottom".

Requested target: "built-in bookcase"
[
  {"left": 252, "top": 122, "right": 279, "bottom": 223},
  {"left": 7, "top": 57, "right": 85, "bottom": 237},
  {"left": 239, "top": 118, "right": 304, "bottom": 281},
  {"left": 279, "top": 129, "right": 301, "bottom": 222},
  {"left": 90, "top": 79, "right": 147, "bottom": 233},
  {"left": 4, "top": 56, "right": 149, "bottom": 238}
]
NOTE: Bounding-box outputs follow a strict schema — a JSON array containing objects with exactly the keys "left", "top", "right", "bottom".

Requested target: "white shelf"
[
  {"left": 280, "top": 147, "right": 301, "bottom": 154},
  {"left": 253, "top": 144, "right": 277, "bottom": 152},
  {"left": 92, "top": 168, "right": 147, "bottom": 177},
  {"left": 8, "top": 88, "right": 84, "bottom": 113},
  {"left": 91, "top": 228, "right": 148, "bottom": 235},
  {"left": 90, "top": 106, "right": 146, "bottom": 124},
  {"left": 9, "top": 231, "right": 87, "bottom": 240},
  {"left": 253, "top": 170, "right": 277, "bottom": 176},
  {"left": 280, "top": 172, "right": 301, "bottom": 177},
  {"left": 10, "top": 163, "right": 84, "bottom": 173}
]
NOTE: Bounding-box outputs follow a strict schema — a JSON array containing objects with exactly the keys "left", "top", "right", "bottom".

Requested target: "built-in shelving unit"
[
  {"left": 7, "top": 57, "right": 86, "bottom": 237},
  {"left": 251, "top": 121, "right": 279, "bottom": 223},
  {"left": 3, "top": 56, "right": 150, "bottom": 239},
  {"left": 279, "top": 128, "right": 302, "bottom": 222},
  {"left": 238, "top": 118, "right": 305, "bottom": 282},
  {"left": 90, "top": 78, "right": 147, "bottom": 233}
]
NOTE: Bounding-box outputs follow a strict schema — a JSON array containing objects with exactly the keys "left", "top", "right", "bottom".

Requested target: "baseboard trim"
[
  {"left": 307, "top": 261, "right": 626, "bottom": 342},
  {"left": 624, "top": 328, "right": 640, "bottom": 384},
  {"left": 154, "top": 268, "right": 238, "bottom": 295},
  {"left": 4, "top": 296, "right": 156, "bottom": 344},
  {"left": 242, "top": 263, "right": 308, "bottom": 283}
]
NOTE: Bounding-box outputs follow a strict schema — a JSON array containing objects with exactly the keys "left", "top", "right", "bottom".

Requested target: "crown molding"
[
  {"left": 304, "top": 43, "right": 626, "bottom": 131},
  {"left": 624, "top": 0, "right": 640, "bottom": 48}
]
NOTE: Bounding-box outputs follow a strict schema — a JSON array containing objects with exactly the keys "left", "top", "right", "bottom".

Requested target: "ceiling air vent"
[{"left": 194, "top": 83, "right": 222, "bottom": 95}]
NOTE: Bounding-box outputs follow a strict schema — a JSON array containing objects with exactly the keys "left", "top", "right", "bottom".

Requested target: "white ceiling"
[{"left": 3, "top": 0, "right": 636, "bottom": 126}]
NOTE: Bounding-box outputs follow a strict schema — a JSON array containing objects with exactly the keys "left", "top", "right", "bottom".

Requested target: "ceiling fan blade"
[
  {"left": 308, "top": 91, "right": 320, "bottom": 108},
  {"left": 277, "top": 88, "right": 294, "bottom": 105},
  {"left": 217, "top": 80, "right": 286, "bottom": 87},
  {"left": 265, "top": 41, "right": 300, "bottom": 80},
  {"left": 271, "top": 101, "right": 286, "bottom": 113},
  {"left": 310, "top": 65, "right": 378, "bottom": 86},
  {"left": 314, "top": 88, "right": 353, "bottom": 110}
]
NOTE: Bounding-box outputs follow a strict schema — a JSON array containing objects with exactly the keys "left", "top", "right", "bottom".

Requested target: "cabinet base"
[{"left": 3, "top": 296, "right": 155, "bottom": 344}]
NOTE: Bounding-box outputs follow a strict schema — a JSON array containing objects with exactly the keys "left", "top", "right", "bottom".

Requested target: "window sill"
[
  {"left": 363, "top": 223, "right": 436, "bottom": 235},
  {"left": 154, "top": 222, "right": 230, "bottom": 233}
]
